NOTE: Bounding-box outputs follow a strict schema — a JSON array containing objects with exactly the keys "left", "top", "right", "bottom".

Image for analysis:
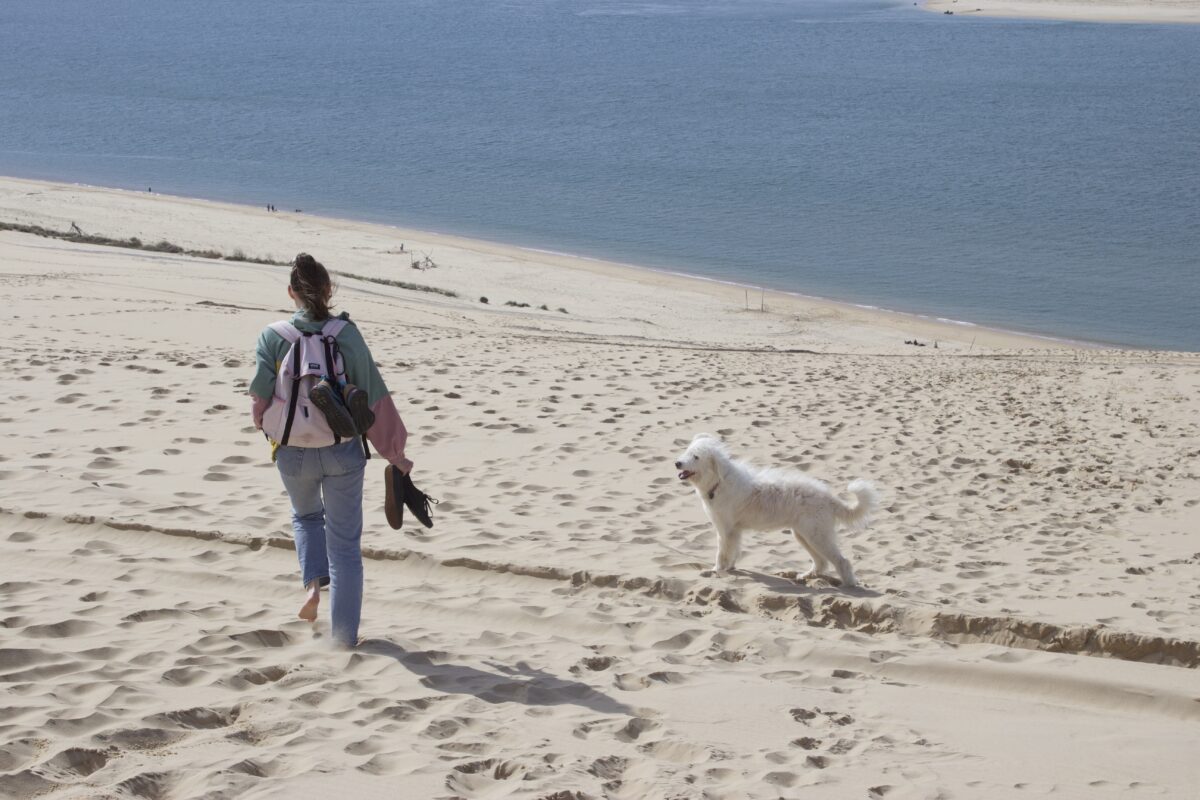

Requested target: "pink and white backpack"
[{"left": 260, "top": 319, "right": 350, "bottom": 448}]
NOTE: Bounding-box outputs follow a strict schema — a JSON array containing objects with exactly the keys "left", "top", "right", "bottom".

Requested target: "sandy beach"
[
  {"left": 922, "top": 0, "right": 1200, "bottom": 24},
  {"left": 2, "top": 176, "right": 1199, "bottom": 799}
]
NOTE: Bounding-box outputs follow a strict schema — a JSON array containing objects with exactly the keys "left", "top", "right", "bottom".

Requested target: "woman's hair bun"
[{"left": 289, "top": 252, "right": 334, "bottom": 319}]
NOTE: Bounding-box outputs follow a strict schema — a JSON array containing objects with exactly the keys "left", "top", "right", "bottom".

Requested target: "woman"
[{"left": 249, "top": 253, "right": 412, "bottom": 647}]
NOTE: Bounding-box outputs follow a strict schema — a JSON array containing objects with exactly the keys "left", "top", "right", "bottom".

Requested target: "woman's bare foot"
[{"left": 298, "top": 581, "right": 320, "bottom": 622}]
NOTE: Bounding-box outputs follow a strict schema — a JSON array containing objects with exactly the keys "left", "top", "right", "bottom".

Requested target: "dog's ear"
[{"left": 692, "top": 432, "right": 716, "bottom": 443}]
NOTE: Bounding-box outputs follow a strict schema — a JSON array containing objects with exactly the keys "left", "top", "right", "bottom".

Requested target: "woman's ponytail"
[{"left": 290, "top": 253, "right": 334, "bottom": 320}]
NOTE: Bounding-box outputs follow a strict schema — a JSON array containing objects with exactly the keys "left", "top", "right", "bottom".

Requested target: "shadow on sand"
[
  {"left": 736, "top": 569, "right": 883, "bottom": 600},
  {"left": 357, "top": 638, "right": 635, "bottom": 717}
]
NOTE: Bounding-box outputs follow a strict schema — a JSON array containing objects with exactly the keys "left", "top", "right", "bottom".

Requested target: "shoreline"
[
  {"left": 0, "top": 174, "right": 1112, "bottom": 352},
  {"left": 920, "top": 0, "right": 1200, "bottom": 24},
  {"left": 514, "top": 241, "right": 1104, "bottom": 351}
]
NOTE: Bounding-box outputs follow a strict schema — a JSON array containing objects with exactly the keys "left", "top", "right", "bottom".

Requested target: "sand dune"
[{"left": 2, "top": 177, "right": 1199, "bottom": 798}]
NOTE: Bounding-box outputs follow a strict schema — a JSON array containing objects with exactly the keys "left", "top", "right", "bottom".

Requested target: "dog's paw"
[
  {"left": 700, "top": 568, "right": 726, "bottom": 578},
  {"left": 824, "top": 574, "right": 862, "bottom": 589}
]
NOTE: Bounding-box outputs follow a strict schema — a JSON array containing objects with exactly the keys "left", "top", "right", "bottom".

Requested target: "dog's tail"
[{"left": 836, "top": 479, "right": 879, "bottom": 528}]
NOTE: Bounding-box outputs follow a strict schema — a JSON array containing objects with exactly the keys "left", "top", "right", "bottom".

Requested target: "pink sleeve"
[
  {"left": 367, "top": 394, "right": 411, "bottom": 469},
  {"left": 251, "top": 393, "right": 271, "bottom": 429}
]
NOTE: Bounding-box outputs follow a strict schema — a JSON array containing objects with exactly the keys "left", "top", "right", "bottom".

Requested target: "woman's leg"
[
  {"left": 276, "top": 446, "right": 330, "bottom": 619},
  {"left": 319, "top": 441, "right": 367, "bottom": 647}
]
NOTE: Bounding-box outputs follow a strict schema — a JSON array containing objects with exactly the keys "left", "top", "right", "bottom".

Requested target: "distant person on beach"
[{"left": 248, "top": 253, "right": 414, "bottom": 647}]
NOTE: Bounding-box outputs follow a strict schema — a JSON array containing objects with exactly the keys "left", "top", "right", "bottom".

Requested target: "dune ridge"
[
  {"left": 3, "top": 177, "right": 1199, "bottom": 798},
  {"left": 9, "top": 507, "right": 1199, "bottom": 670}
]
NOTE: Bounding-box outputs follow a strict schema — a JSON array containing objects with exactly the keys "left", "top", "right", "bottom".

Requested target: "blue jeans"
[{"left": 275, "top": 439, "right": 367, "bottom": 647}]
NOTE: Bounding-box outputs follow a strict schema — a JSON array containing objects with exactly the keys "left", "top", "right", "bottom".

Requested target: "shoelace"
[
  {"left": 401, "top": 474, "right": 439, "bottom": 528},
  {"left": 412, "top": 488, "right": 439, "bottom": 515}
]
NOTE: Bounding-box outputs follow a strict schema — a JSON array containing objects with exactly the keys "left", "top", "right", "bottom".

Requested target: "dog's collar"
[{"left": 705, "top": 480, "right": 719, "bottom": 500}]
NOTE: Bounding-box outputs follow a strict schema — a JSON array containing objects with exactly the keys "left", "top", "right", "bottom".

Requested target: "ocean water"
[{"left": 1, "top": 0, "right": 1197, "bottom": 349}]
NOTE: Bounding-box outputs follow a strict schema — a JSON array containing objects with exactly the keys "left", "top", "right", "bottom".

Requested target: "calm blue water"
[{"left": 2, "top": 0, "right": 1198, "bottom": 349}]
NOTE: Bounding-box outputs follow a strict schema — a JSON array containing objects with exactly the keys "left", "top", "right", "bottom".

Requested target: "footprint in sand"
[
  {"left": 444, "top": 758, "right": 528, "bottom": 795},
  {"left": 588, "top": 755, "right": 627, "bottom": 782},
  {"left": 204, "top": 466, "right": 233, "bottom": 482},
  {"left": 86, "top": 456, "right": 120, "bottom": 470},
  {"left": 224, "top": 665, "right": 288, "bottom": 690},
  {"left": 614, "top": 717, "right": 660, "bottom": 742},
  {"left": 569, "top": 656, "right": 616, "bottom": 675}
]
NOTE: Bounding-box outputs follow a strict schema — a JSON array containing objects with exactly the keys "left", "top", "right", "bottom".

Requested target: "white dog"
[{"left": 674, "top": 434, "right": 879, "bottom": 586}]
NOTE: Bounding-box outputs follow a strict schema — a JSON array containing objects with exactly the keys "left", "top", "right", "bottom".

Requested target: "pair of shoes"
[
  {"left": 311, "top": 380, "right": 376, "bottom": 438},
  {"left": 310, "top": 378, "right": 357, "bottom": 437},
  {"left": 384, "top": 465, "right": 437, "bottom": 530}
]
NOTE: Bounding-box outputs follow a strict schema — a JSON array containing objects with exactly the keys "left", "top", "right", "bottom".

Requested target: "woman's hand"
[{"left": 393, "top": 457, "right": 414, "bottom": 475}]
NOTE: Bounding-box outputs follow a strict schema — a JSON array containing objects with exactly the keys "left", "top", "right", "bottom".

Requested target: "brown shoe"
[
  {"left": 342, "top": 383, "right": 376, "bottom": 434},
  {"left": 384, "top": 464, "right": 405, "bottom": 529},
  {"left": 310, "top": 378, "right": 357, "bottom": 438}
]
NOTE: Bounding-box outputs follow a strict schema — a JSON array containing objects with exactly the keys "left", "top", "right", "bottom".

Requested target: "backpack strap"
[
  {"left": 321, "top": 318, "right": 348, "bottom": 338},
  {"left": 269, "top": 320, "right": 301, "bottom": 343},
  {"left": 279, "top": 334, "right": 304, "bottom": 447},
  {"left": 319, "top": 319, "right": 369, "bottom": 459},
  {"left": 319, "top": 334, "right": 343, "bottom": 445},
  {"left": 320, "top": 318, "right": 349, "bottom": 384},
  {"left": 320, "top": 335, "right": 341, "bottom": 382},
  {"left": 270, "top": 321, "right": 303, "bottom": 447}
]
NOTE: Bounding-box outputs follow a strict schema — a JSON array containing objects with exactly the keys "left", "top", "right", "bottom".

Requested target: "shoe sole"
[
  {"left": 384, "top": 464, "right": 404, "bottom": 529},
  {"left": 310, "top": 382, "right": 358, "bottom": 438},
  {"left": 345, "top": 388, "right": 376, "bottom": 434}
]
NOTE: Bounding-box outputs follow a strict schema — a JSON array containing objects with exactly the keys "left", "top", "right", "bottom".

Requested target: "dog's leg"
[
  {"left": 723, "top": 529, "right": 744, "bottom": 571},
  {"left": 832, "top": 556, "right": 859, "bottom": 588},
  {"left": 792, "top": 530, "right": 826, "bottom": 580},
  {"left": 810, "top": 535, "right": 859, "bottom": 588},
  {"left": 702, "top": 525, "right": 739, "bottom": 576}
]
